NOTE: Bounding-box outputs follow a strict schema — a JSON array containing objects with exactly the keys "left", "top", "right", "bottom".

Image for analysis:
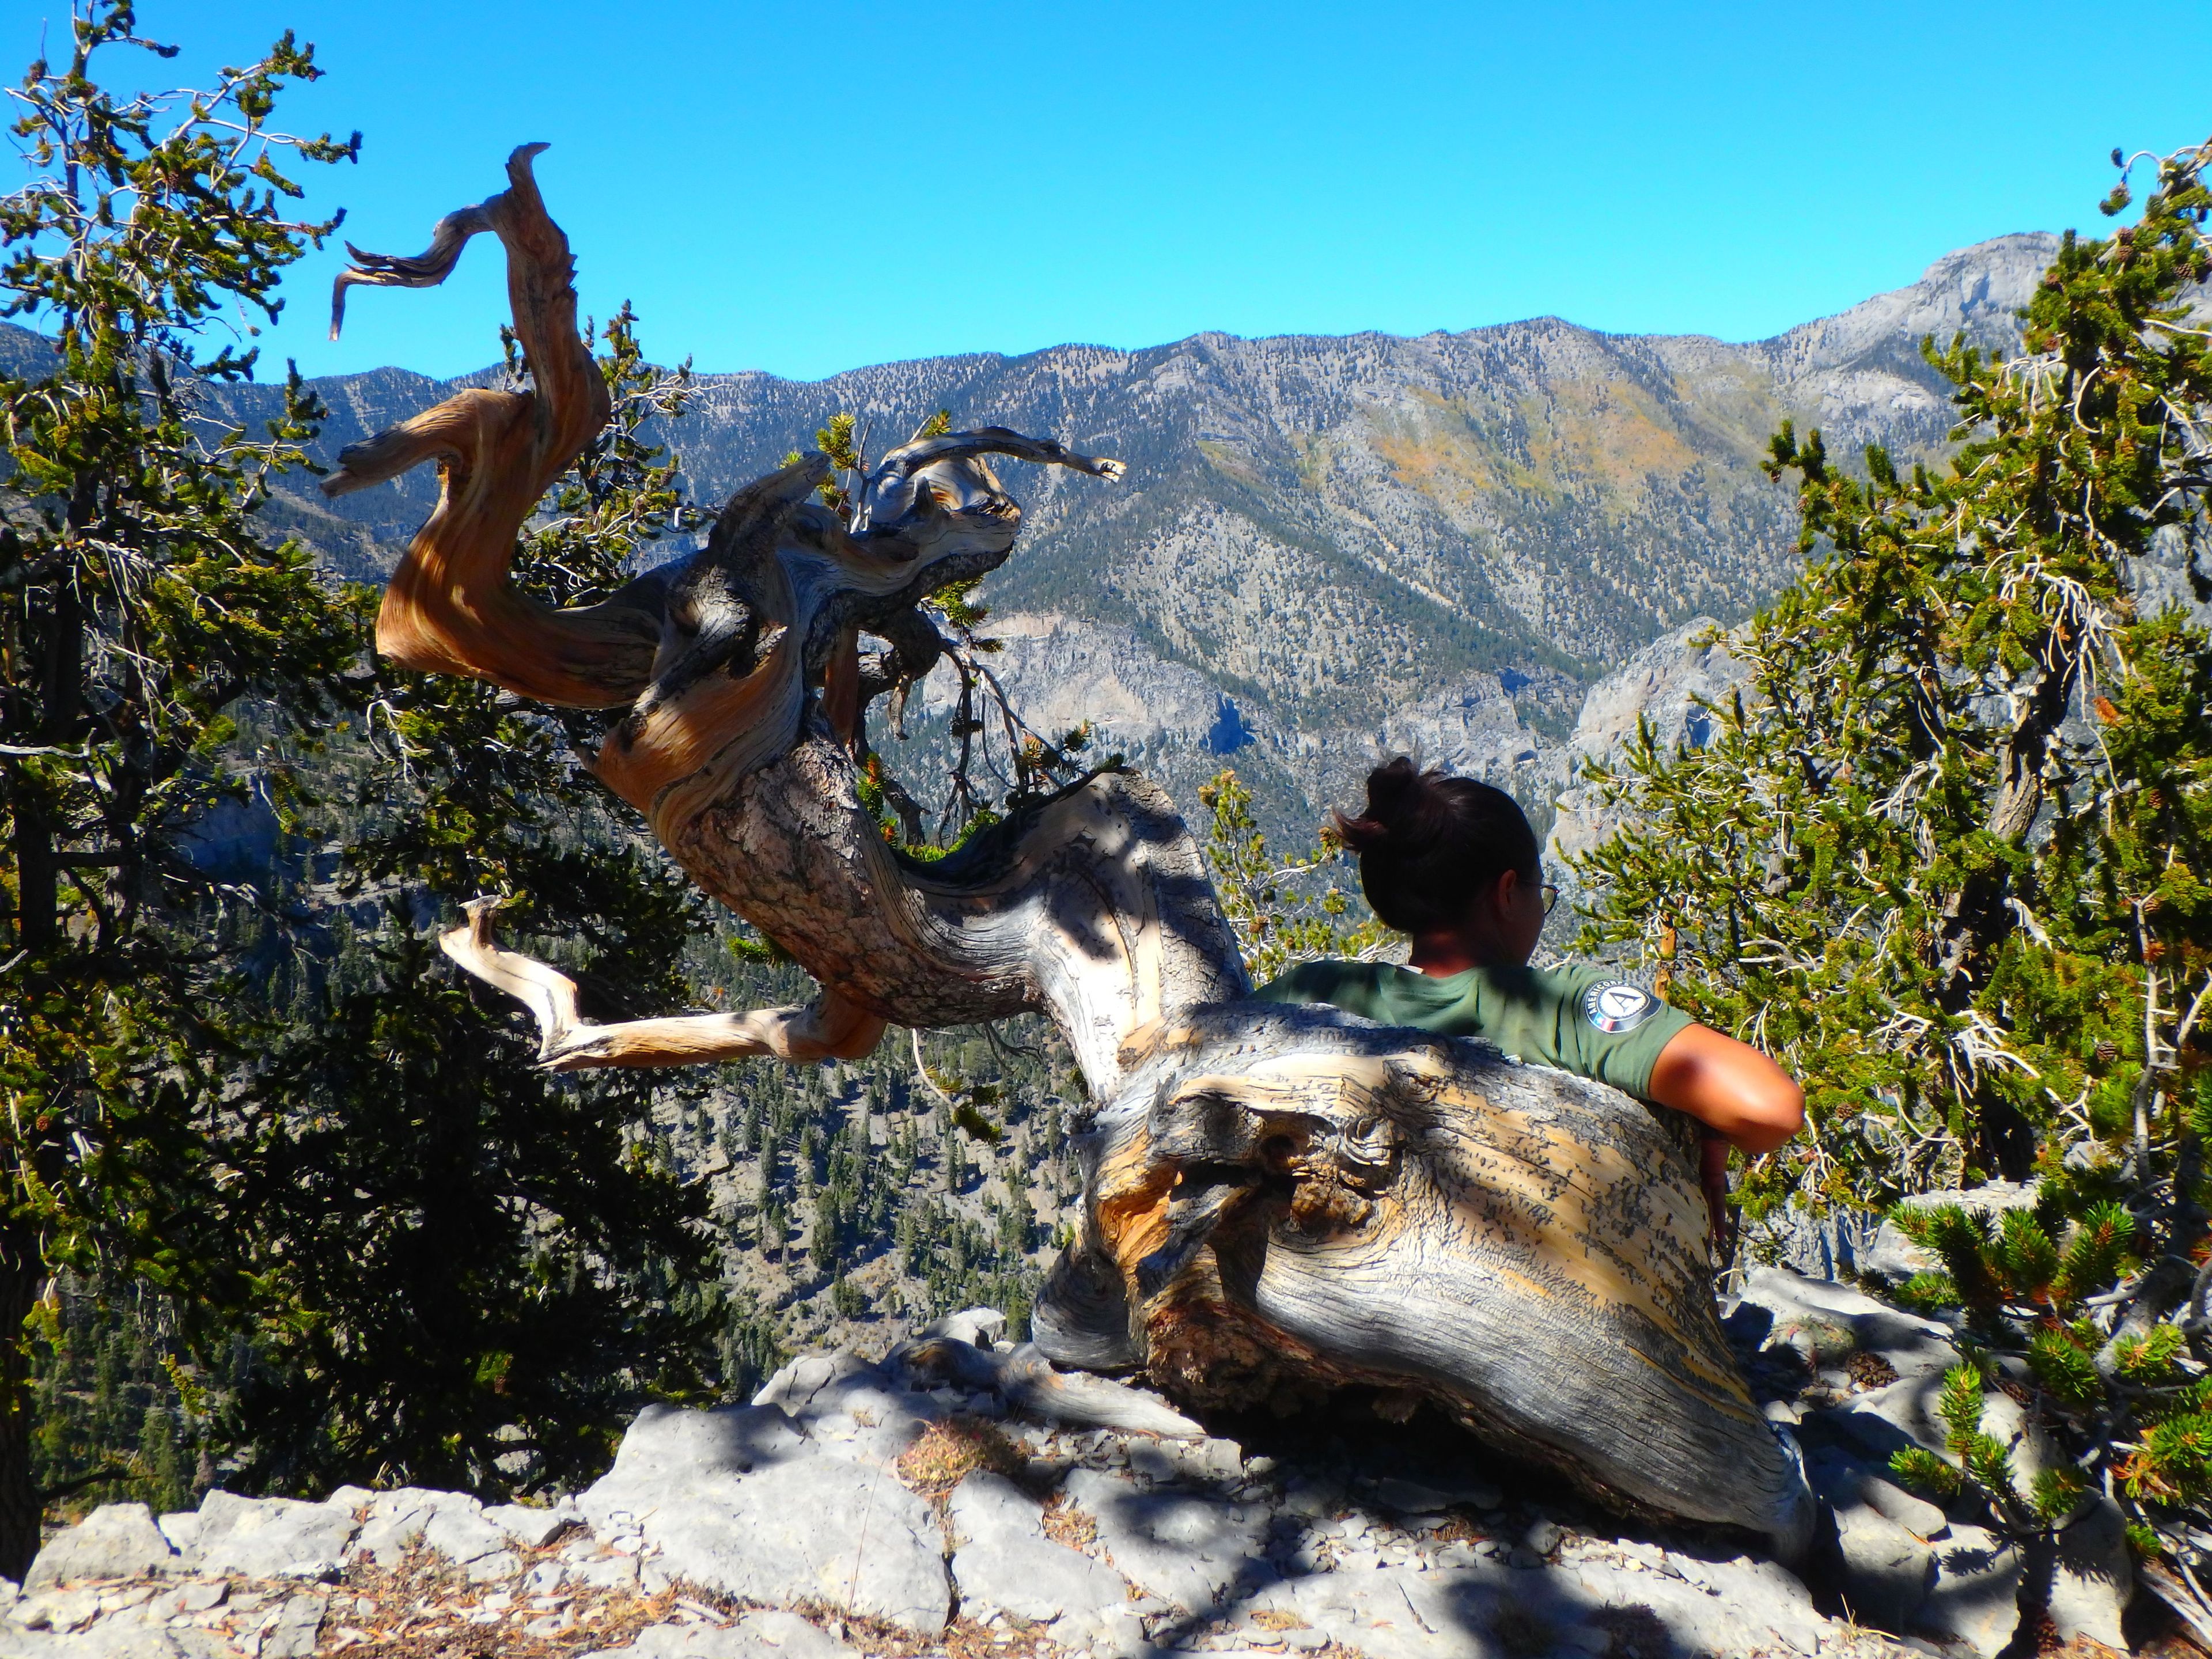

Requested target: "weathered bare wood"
[
  {"left": 324, "top": 144, "right": 660, "bottom": 709},
  {"left": 440, "top": 899, "right": 884, "bottom": 1069},
  {"left": 892, "top": 1336, "right": 1206, "bottom": 1440},
  {"left": 1041, "top": 1006, "right": 1811, "bottom": 1547},
  {"left": 335, "top": 151, "right": 1814, "bottom": 1559}
]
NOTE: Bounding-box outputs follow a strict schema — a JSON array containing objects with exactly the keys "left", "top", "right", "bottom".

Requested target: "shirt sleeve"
[{"left": 1536, "top": 964, "right": 1695, "bottom": 1099}]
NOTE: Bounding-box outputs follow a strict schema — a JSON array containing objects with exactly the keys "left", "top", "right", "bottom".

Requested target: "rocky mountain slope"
[{"left": 0, "top": 232, "right": 2056, "bottom": 840}]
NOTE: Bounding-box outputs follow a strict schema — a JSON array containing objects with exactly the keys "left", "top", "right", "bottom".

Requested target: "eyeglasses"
[{"left": 1541, "top": 882, "right": 1560, "bottom": 918}]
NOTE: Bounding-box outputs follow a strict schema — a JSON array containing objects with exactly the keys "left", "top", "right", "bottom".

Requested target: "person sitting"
[{"left": 1252, "top": 756, "right": 1803, "bottom": 1237}]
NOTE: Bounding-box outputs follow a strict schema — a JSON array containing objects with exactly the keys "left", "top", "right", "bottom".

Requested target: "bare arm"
[{"left": 1646, "top": 1022, "right": 1804, "bottom": 1156}]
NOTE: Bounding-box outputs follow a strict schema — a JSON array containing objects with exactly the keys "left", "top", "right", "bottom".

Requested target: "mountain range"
[{"left": 0, "top": 230, "right": 2062, "bottom": 842}]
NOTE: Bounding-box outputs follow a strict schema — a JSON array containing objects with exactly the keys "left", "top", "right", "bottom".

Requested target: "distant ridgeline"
[{"left": 0, "top": 232, "right": 2055, "bottom": 843}]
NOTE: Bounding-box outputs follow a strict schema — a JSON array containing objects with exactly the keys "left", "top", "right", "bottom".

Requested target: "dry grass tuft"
[
  {"left": 1249, "top": 1608, "right": 1312, "bottom": 1631},
  {"left": 895, "top": 1415, "right": 1028, "bottom": 1498},
  {"left": 791, "top": 1600, "right": 1058, "bottom": 1659},
  {"left": 1040, "top": 1493, "right": 1099, "bottom": 1552},
  {"left": 293, "top": 1552, "right": 690, "bottom": 1657}
]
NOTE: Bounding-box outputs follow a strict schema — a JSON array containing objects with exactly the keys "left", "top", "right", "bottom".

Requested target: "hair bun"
[
  {"left": 1328, "top": 756, "right": 1423, "bottom": 854},
  {"left": 1361, "top": 756, "right": 1425, "bottom": 824},
  {"left": 1325, "top": 756, "right": 1539, "bottom": 937}
]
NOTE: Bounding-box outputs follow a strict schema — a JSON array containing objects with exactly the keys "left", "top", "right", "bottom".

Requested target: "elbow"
[{"left": 1735, "top": 1079, "right": 1805, "bottom": 1158}]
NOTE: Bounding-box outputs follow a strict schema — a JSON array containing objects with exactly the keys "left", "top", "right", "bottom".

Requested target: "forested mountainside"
[{"left": 0, "top": 232, "right": 2052, "bottom": 837}]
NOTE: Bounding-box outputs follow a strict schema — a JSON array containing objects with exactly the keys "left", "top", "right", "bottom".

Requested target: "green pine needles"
[
  {"left": 1197, "top": 769, "right": 1387, "bottom": 983},
  {"left": 1, "top": 2, "right": 766, "bottom": 1536},
  {"left": 1576, "top": 134, "right": 2212, "bottom": 1210},
  {"left": 0, "top": 1, "right": 362, "bottom": 1572},
  {"left": 1575, "top": 132, "right": 2212, "bottom": 1566},
  {"left": 1879, "top": 1176, "right": 2212, "bottom": 1548},
  {"left": 1888, "top": 1360, "right": 2093, "bottom": 1535}
]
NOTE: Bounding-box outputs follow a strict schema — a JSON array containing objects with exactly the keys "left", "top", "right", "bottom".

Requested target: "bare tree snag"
[
  {"left": 328, "top": 150, "right": 1815, "bottom": 1559},
  {"left": 439, "top": 899, "right": 884, "bottom": 1069}
]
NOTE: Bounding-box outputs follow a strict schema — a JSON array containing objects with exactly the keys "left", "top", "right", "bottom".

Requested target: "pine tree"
[
  {"left": 1575, "top": 135, "right": 2212, "bottom": 1563},
  {"left": 1577, "top": 135, "right": 2212, "bottom": 1211},
  {"left": 197, "top": 302, "right": 732, "bottom": 1499},
  {"left": 1196, "top": 770, "right": 1385, "bottom": 981},
  {"left": 0, "top": 5, "right": 358, "bottom": 1574}
]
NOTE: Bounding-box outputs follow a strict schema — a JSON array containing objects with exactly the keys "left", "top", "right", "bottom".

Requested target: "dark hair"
[{"left": 1330, "top": 757, "right": 1538, "bottom": 935}]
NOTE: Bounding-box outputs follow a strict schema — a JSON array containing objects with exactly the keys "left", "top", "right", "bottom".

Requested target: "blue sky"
[{"left": 19, "top": 1, "right": 2209, "bottom": 383}]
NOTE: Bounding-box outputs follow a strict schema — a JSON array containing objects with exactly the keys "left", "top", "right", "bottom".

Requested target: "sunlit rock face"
[{"left": 1546, "top": 616, "right": 1754, "bottom": 876}]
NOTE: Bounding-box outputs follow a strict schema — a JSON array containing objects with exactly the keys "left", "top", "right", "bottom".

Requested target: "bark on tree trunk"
[
  {"left": 321, "top": 146, "right": 1815, "bottom": 1560},
  {"left": 1938, "top": 637, "right": 2081, "bottom": 1181},
  {"left": 0, "top": 1237, "right": 45, "bottom": 1584}
]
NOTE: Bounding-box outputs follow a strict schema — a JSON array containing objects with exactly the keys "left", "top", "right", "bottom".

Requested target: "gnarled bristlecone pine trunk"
[{"left": 327, "top": 146, "right": 1812, "bottom": 1559}]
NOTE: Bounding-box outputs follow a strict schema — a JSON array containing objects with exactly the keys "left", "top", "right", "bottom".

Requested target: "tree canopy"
[
  {"left": 0, "top": 0, "right": 359, "bottom": 1573},
  {"left": 0, "top": 5, "right": 740, "bottom": 1563},
  {"left": 1574, "top": 134, "right": 2212, "bottom": 1564}
]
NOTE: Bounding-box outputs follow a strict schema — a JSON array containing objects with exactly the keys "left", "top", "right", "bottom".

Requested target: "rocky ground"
[{"left": 3, "top": 1273, "right": 2193, "bottom": 1659}]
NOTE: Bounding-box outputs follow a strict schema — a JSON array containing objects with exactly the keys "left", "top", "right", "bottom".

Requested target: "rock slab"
[
  {"left": 948, "top": 1471, "right": 1130, "bottom": 1629},
  {"left": 24, "top": 1505, "right": 175, "bottom": 1589},
  {"left": 582, "top": 1400, "right": 950, "bottom": 1634}
]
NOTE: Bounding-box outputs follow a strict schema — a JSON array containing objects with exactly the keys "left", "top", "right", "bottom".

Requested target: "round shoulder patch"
[{"left": 1582, "top": 980, "right": 1658, "bottom": 1035}]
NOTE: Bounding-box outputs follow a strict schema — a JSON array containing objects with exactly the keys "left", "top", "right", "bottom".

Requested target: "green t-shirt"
[{"left": 1252, "top": 958, "right": 1693, "bottom": 1100}]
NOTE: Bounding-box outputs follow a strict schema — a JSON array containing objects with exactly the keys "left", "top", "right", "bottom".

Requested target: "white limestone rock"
[
  {"left": 1859, "top": 1181, "right": 2042, "bottom": 1286},
  {"left": 946, "top": 1471, "right": 1128, "bottom": 1627},
  {"left": 1806, "top": 1447, "right": 1948, "bottom": 1541},
  {"left": 921, "top": 1308, "right": 1007, "bottom": 1348},
  {"left": 750, "top": 1349, "right": 884, "bottom": 1416},
  {"left": 1831, "top": 1502, "right": 1936, "bottom": 1631},
  {"left": 5, "top": 1585, "right": 101, "bottom": 1635},
  {"left": 1827, "top": 1376, "right": 2062, "bottom": 1512},
  {"left": 1860, "top": 1475, "right": 1948, "bottom": 1539},
  {"left": 1916, "top": 1524, "right": 2022, "bottom": 1659},
  {"left": 749, "top": 1351, "right": 937, "bottom": 1466},
  {"left": 260, "top": 1590, "right": 328, "bottom": 1659},
  {"left": 733, "top": 1610, "right": 863, "bottom": 1657},
  {"left": 600, "top": 1402, "right": 809, "bottom": 1486},
  {"left": 24, "top": 1505, "right": 176, "bottom": 1588},
  {"left": 346, "top": 1487, "right": 496, "bottom": 1567},
  {"left": 1733, "top": 1266, "right": 1960, "bottom": 1380},
  {"left": 581, "top": 1403, "right": 949, "bottom": 1634},
  {"left": 2048, "top": 1494, "right": 2133, "bottom": 1650},
  {"left": 0, "top": 1614, "right": 189, "bottom": 1658},
  {"left": 190, "top": 1490, "right": 356, "bottom": 1581},
  {"left": 399, "top": 1492, "right": 522, "bottom": 1580},
  {"left": 1369, "top": 1474, "right": 1502, "bottom": 1514},
  {"left": 1744, "top": 1198, "right": 1888, "bottom": 1284},
  {"left": 582, "top": 1609, "right": 859, "bottom": 1659},
  {"left": 484, "top": 1499, "right": 581, "bottom": 1550},
  {"left": 1060, "top": 1467, "right": 1268, "bottom": 1615},
  {"left": 1249, "top": 1546, "right": 1825, "bottom": 1659},
  {"left": 151, "top": 1514, "right": 198, "bottom": 1559},
  {"left": 1859, "top": 1221, "right": 1936, "bottom": 1286}
]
